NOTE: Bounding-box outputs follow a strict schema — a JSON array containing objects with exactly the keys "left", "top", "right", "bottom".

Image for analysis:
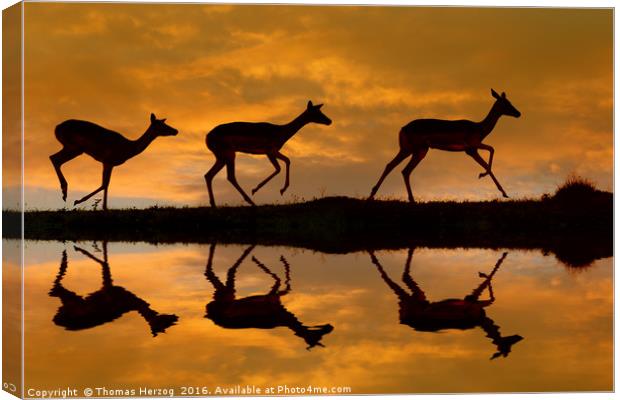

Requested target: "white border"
[{"left": 0, "top": 1, "right": 615, "bottom": 400}]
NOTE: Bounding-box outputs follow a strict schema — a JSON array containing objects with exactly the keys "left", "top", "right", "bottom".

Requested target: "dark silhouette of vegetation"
[
  {"left": 552, "top": 174, "right": 602, "bottom": 204},
  {"left": 5, "top": 190, "right": 611, "bottom": 269}
]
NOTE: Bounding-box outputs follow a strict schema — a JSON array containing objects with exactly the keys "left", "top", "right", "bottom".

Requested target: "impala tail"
[
  {"left": 205, "top": 129, "right": 218, "bottom": 153},
  {"left": 398, "top": 126, "right": 410, "bottom": 149}
]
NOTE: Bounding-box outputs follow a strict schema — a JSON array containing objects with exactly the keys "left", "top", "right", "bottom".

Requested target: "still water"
[{"left": 20, "top": 241, "right": 612, "bottom": 394}]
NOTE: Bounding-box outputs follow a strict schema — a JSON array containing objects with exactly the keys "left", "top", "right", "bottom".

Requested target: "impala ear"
[
  {"left": 150, "top": 113, "right": 156, "bottom": 123},
  {"left": 501, "top": 92, "right": 506, "bottom": 98},
  {"left": 316, "top": 103, "right": 324, "bottom": 109},
  {"left": 491, "top": 89, "right": 500, "bottom": 99},
  {"left": 307, "top": 100, "right": 313, "bottom": 109}
]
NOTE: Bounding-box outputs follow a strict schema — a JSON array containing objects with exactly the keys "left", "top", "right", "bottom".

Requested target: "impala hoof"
[
  {"left": 502, "top": 193, "right": 509, "bottom": 198},
  {"left": 280, "top": 189, "right": 285, "bottom": 196},
  {"left": 479, "top": 172, "right": 488, "bottom": 179},
  {"left": 251, "top": 189, "right": 257, "bottom": 196}
]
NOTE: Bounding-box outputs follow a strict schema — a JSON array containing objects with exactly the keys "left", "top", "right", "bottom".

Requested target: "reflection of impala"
[
  {"left": 370, "top": 249, "right": 523, "bottom": 359},
  {"left": 204, "top": 244, "right": 333, "bottom": 349},
  {"left": 49, "top": 242, "right": 178, "bottom": 336},
  {"left": 369, "top": 90, "right": 521, "bottom": 201}
]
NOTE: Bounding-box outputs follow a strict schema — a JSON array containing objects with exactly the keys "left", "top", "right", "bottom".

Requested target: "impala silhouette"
[
  {"left": 51, "top": 113, "right": 178, "bottom": 210},
  {"left": 49, "top": 242, "right": 178, "bottom": 336},
  {"left": 204, "top": 101, "right": 332, "bottom": 207},
  {"left": 204, "top": 243, "right": 334, "bottom": 349},
  {"left": 369, "top": 249, "right": 523, "bottom": 359},
  {"left": 370, "top": 89, "right": 521, "bottom": 201}
]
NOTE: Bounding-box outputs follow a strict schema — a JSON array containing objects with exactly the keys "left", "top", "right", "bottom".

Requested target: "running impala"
[{"left": 370, "top": 89, "right": 521, "bottom": 201}]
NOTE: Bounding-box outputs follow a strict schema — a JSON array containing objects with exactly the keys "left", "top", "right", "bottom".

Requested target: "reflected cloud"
[
  {"left": 21, "top": 242, "right": 612, "bottom": 392},
  {"left": 369, "top": 249, "right": 523, "bottom": 359}
]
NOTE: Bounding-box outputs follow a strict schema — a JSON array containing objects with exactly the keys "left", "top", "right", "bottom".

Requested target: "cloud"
[{"left": 15, "top": 4, "right": 612, "bottom": 209}]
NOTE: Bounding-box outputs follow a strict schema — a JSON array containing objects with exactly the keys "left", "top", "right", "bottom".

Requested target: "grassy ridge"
[{"left": 4, "top": 193, "right": 612, "bottom": 267}]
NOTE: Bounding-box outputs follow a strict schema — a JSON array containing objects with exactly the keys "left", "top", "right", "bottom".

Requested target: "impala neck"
[
  {"left": 480, "top": 316, "right": 502, "bottom": 344},
  {"left": 137, "top": 304, "right": 160, "bottom": 324},
  {"left": 131, "top": 129, "right": 158, "bottom": 157},
  {"left": 287, "top": 315, "right": 313, "bottom": 340},
  {"left": 479, "top": 102, "right": 503, "bottom": 139},
  {"left": 279, "top": 112, "right": 309, "bottom": 143}
]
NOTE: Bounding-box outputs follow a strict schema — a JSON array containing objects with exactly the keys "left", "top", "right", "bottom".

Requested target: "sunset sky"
[{"left": 10, "top": 4, "right": 613, "bottom": 209}]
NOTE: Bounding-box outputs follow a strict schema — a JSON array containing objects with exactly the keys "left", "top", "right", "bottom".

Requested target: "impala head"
[
  {"left": 491, "top": 89, "right": 521, "bottom": 118},
  {"left": 149, "top": 113, "right": 179, "bottom": 136},
  {"left": 305, "top": 101, "right": 332, "bottom": 125},
  {"left": 301, "top": 323, "right": 334, "bottom": 350}
]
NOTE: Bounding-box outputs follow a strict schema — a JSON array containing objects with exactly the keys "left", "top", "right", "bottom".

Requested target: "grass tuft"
[{"left": 553, "top": 174, "right": 600, "bottom": 203}]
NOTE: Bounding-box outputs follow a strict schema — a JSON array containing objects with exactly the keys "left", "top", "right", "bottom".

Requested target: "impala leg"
[
  {"left": 225, "top": 245, "right": 255, "bottom": 290},
  {"left": 204, "top": 158, "right": 226, "bottom": 207},
  {"left": 251, "top": 154, "right": 280, "bottom": 195},
  {"left": 73, "top": 164, "right": 113, "bottom": 208},
  {"left": 467, "top": 150, "right": 509, "bottom": 198},
  {"left": 369, "top": 149, "right": 410, "bottom": 199},
  {"left": 477, "top": 143, "right": 495, "bottom": 179},
  {"left": 50, "top": 148, "right": 81, "bottom": 202},
  {"left": 401, "top": 148, "right": 428, "bottom": 203},
  {"left": 276, "top": 152, "right": 291, "bottom": 195},
  {"left": 101, "top": 165, "right": 113, "bottom": 211},
  {"left": 466, "top": 252, "right": 507, "bottom": 304},
  {"left": 251, "top": 256, "right": 281, "bottom": 294},
  {"left": 205, "top": 243, "right": 226, "bottom": 291},
  {"left": 279, "top": 256, "right": 292, "bottom": 295},
  {"left": 73, "top": 242, "right": 111, "bottom": 287},
  {"left": 49, "top": 249, "right": 74, "bottom": 298},
  {"left": 50, "top": 249, "right": 69, "bottom": 295},
  {"left": 101, "top": 242, "right": 112, "bottom": 286},
  {"left": 368, "top": 251, "right": 410, "bottom": 299},
  {"left": 226, "top": 157, "right": 256, "bottom": 206},
  {"left": 401, "top": 247, "right": 427, "bottom": 302}
]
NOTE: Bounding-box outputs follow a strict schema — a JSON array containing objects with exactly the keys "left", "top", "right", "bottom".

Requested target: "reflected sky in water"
[{"left": 21, "top": 241, "right": 612, "bottom": 393}]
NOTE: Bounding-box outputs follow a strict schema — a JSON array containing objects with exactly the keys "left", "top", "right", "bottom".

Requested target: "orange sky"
[{"left": 10, "top": 4, "right": 613, "bottom": 209}]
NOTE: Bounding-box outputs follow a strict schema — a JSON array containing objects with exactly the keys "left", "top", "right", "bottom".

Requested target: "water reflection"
[
  {"left": 205, "top": 243, "right": 334, "bottom": 349},
  {"left": 49, "top": 242, "right": 179, "bottom": 336},
  {"left": 24, "top": 241, "right": 611, "bottom": 392},
  {"left": 370, "top": 249, "right": 523, "bottom": 359}
]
